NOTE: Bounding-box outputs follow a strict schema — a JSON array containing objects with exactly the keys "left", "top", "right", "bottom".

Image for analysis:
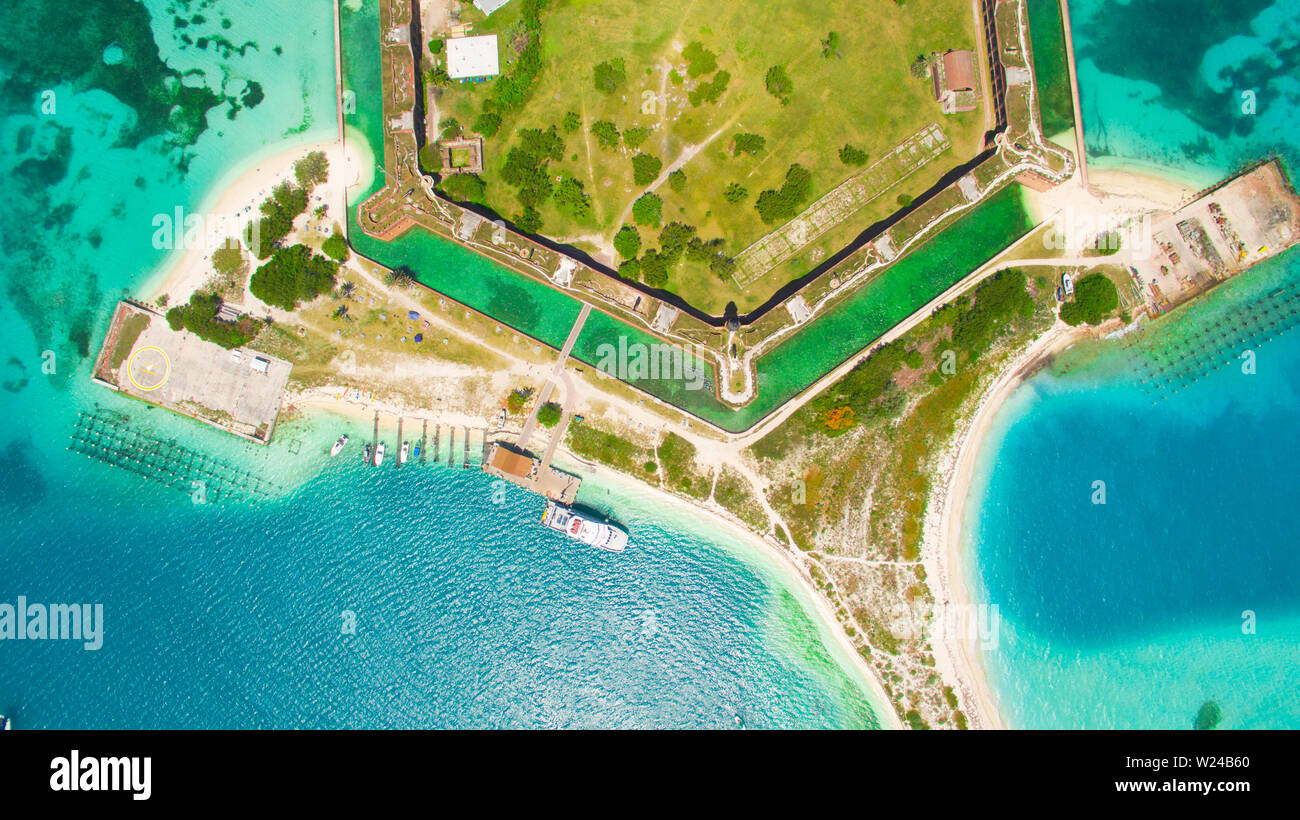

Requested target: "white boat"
[
  {"left": 541, "top": 501, "right": 628, "bottom": 552},
  {"left": 1, "top": 715, "right": 10, "bottom": 731},
  {"left": 399, "top": 441, "right": 409, "bottom": 464},
  {"left": 1062, "top": 271, "right": 1075, "bottom": 298},
  {"left": 330, "top": 434, "right": 349, "bottom": 457},
  {"left": 374, "top": 442, "right": 386, "bottom": 466}
]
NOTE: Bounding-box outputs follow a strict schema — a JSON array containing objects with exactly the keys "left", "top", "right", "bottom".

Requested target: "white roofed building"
[
  {"left": 474, "top": 0, "right": 514, "bottom": 15},
  {"left": 446, "top": 35, "right": 501, "bottom": 80}
]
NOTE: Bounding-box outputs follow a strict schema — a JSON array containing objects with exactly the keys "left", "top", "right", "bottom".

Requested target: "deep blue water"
[
  {"left": 0, "top": 0, "right": 882, "bottom": 728},
  {"left": 969, "top": 0, "right": 1300, "bottom": 728}
]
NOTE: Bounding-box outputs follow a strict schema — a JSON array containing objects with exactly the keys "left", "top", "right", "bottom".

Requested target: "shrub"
[
  {"left": 418, "top": 143, "right": 443, "bottom": 173},
  {"left": 723, "top": 183, "right": 747, "bottom": 203},
  {"left": 437, "top": 173, "right": 487, "bottom": 204},
  {"left": 515, "top": 205, "right": 543, "bottom": 234},
  {"left": 562, "top": 111, "right": 580, "bottom": 132},
  {"left": 667, "top": 169, "right": 686, "bottom": 193},
  {"left": 688, "top": 70, "right": 729, "bottom": 106},
  {"left": 474, "top": 111, "right": 502, "bottom": 137}
]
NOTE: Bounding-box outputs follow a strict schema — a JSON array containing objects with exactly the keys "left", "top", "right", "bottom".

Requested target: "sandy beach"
[
  {"left": 142, "top": 131, "right": 374, "bottom": 307},
  {"left": 922, "top": 322, "right": 1098, "bottom": 730}
]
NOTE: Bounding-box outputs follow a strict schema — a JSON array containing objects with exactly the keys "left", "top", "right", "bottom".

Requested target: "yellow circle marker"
[{"left": 127, "top": 346, "right": 171, "bottom": 391}]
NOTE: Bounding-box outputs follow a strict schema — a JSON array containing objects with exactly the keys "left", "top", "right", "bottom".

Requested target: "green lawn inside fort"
[{"left": 430, "top": 0, "right": 987, "bottom": 313}]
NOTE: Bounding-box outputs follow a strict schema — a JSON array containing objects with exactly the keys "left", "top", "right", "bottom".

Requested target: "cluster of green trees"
[
  {"left": 620, "top": 221, "right": 735, "bottom": 287},
  {"left": 755, "top": 164, "right": 813, "bottom": 224},
  {"left": 471, "top": 0, "right": 548, "bottom": 137},
  {"left": 623, "top": 126, "right": 650, "bottom": 149},
  {"left": 437, "top": 172, "right": 487, "bottom": 204},
  {"left": 1060, "top": 273, "right": 1119, "bottom": 325},
  {"left": 166, "top": 292, "right": 261, "bottom": 349},
  {"left": 809, "top": 269, "right": 1037, "bottom": 434},
  {"left": 499, "top": 125, "right": 581, "bottom": 232},
  {"left": 632, "top": 193, "right": 662, "bottom": 227},
  {"left": 249, "top": 244, "right": 339, "bottom": 310},
  {"left": 246, "top": 180, "right": 310, "bottom": 259},
  {"left": 293, "top": 151, "right": 329, "bottom": 189}
]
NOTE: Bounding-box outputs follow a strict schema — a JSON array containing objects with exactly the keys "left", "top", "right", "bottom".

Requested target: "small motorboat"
[
  {"left": 330, "top": 434, "right": 349, "bottom": 457},
  {"left": 412, "top": 443, "right": 421, "bottom": 460},
  {"left": 374, "top": 442, "right": 386, "bottom": 466},
  {"left": 399, "top": 441, "right": 409, "bottom": 464},
  {"left": 362, "top": 444, "right": 372, "bottom": 463}
]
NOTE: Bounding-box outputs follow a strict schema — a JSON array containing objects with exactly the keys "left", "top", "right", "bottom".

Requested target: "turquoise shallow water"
[
  {"left": 0, "top": 0, "right": 883, "bottom": 728},
  {"left": 969, "top": 0, "right": 1300, "bottom": 728}
]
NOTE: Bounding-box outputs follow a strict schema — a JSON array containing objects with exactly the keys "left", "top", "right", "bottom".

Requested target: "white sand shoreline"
[
  {"left": 924, "top": 322, "right": 1099, "bottom": 730},
  {"left": 141, "top": 129, "right": 374, "bottom": 308}
]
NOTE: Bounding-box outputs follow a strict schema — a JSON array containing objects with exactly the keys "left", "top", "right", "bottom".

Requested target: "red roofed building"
[{"left": 931, "top": 49, "right": 979, "bottom": 114}]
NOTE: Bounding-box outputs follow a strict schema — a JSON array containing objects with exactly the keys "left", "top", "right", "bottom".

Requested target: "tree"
[
  {"left": 428, "top": 38, "right": 444, "bottom": 53},
  {"left": 667, "top": 169, "right": 686, "bottom": 193},
  {"left": 623, "top": 126, "right": 651, "bottom": 149},
  {"left": 418, "top": 143, "right": 443, "bottom": 173},
  {"left": 562, "top": 111, "right": 581, "bottom": 132},
  {"left": 212, "top": 244, "right": 246, "bottom": 279},
  {"left": 909, "top": 54, "right": 930, "bottom": 80},
  {"left": 536, "top": 402, "right": 562, "bottom": 428},
  {"left": 723, "top": 183, "right": 747, "bottom": 203},
  {"left": 614, "top": 225, "right": 641, "bottom": 259},
  {"left": 657, "top": 222, "right": 697, "bottom": 262},
  {"left": 732, "top": 132, "right": 766, "bottom": 156},
  {"left": 631, "top": 153, "right": 662, "bottom": 186},
  {"left": 166, "top": 292, "right": 261, "bottom": 349},
  {"left": 688, "top": 70, "right": 729, "bottom": 106},
  {"left": 754, "top": 164, "right": 813, "bottom": 224},
  {"left": 682, "top": 41, "right": 717, "bottom": 77},
  {"left": 593, "top": 58, "right": 627, "bottom": 94},
  {"left": 474, "top": 111, "right": 502, "bottom": 137},
  {"left": 321, "top": 230, "right": 350, "bottom": 262},
  {"left": 437, "top": 173, "right": 487, "bottom": 203},
  {"left": 1059, "top": 273, "right": 1119, "bottom": 326},
  {"left": 591, "top": 120, "right": 620, "bottom": 148},
  {"left": 554, "top": 174, "right": 592, "bottom": 219},
  {"left": 839, "top": 144, "right": 869, "bottom": 166},
  {"left": 515, "top": 206, "right": 544, "bottom": 234},
  {"left": 293, "top": 151, "right": 329, "bottom": 189},
  {"left": 249, "top": 244, "right": 339, "bottom": 310},
  {"left": 765, "top": 65, "right": 793, "bottom": 103},
  {"left": 639, "top": 249, "right": 670, "bottom": 287},
  {"left": 632, "top": 193, "right": 663, "bottom": 227}
]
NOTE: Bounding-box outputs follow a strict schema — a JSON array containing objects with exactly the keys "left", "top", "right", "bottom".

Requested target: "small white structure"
[
  {"left": 250, "top": 356, "right": 270, "bottom": 374},
  {"left": 474, "top": 0, "right": 514, "bottom": 15},
  {"left": 785, "top": 294, "right": 811, "bottom": 325},
  {"left": 446, "top": 35, "right": 501, "bottom": 80}
]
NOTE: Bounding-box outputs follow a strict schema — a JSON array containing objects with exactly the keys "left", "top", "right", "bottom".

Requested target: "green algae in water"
[{"left": 1194, "top": 700, "right": 1223, "bottom": 730}]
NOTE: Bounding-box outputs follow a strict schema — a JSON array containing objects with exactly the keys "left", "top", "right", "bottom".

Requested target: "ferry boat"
[
  {"left": 374, "top": 442, "right": 386, "bottom": 467},
  {"left": 399, "top": 441, "right": 409, "bottom": 464},
  {"left": 330, "top": 434, "right": 349, "bottom": 457},
  {"left": 541, "top": 500, "right": 628, "bottom": 552}
]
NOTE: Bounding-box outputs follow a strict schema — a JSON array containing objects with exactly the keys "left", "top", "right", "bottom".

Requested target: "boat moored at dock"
[
  {"left": 541, "top": 501, "right": 628, "bottom": 552},
  {"left": 374, "top": 442, "right": 386, "bottom": 467}
]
